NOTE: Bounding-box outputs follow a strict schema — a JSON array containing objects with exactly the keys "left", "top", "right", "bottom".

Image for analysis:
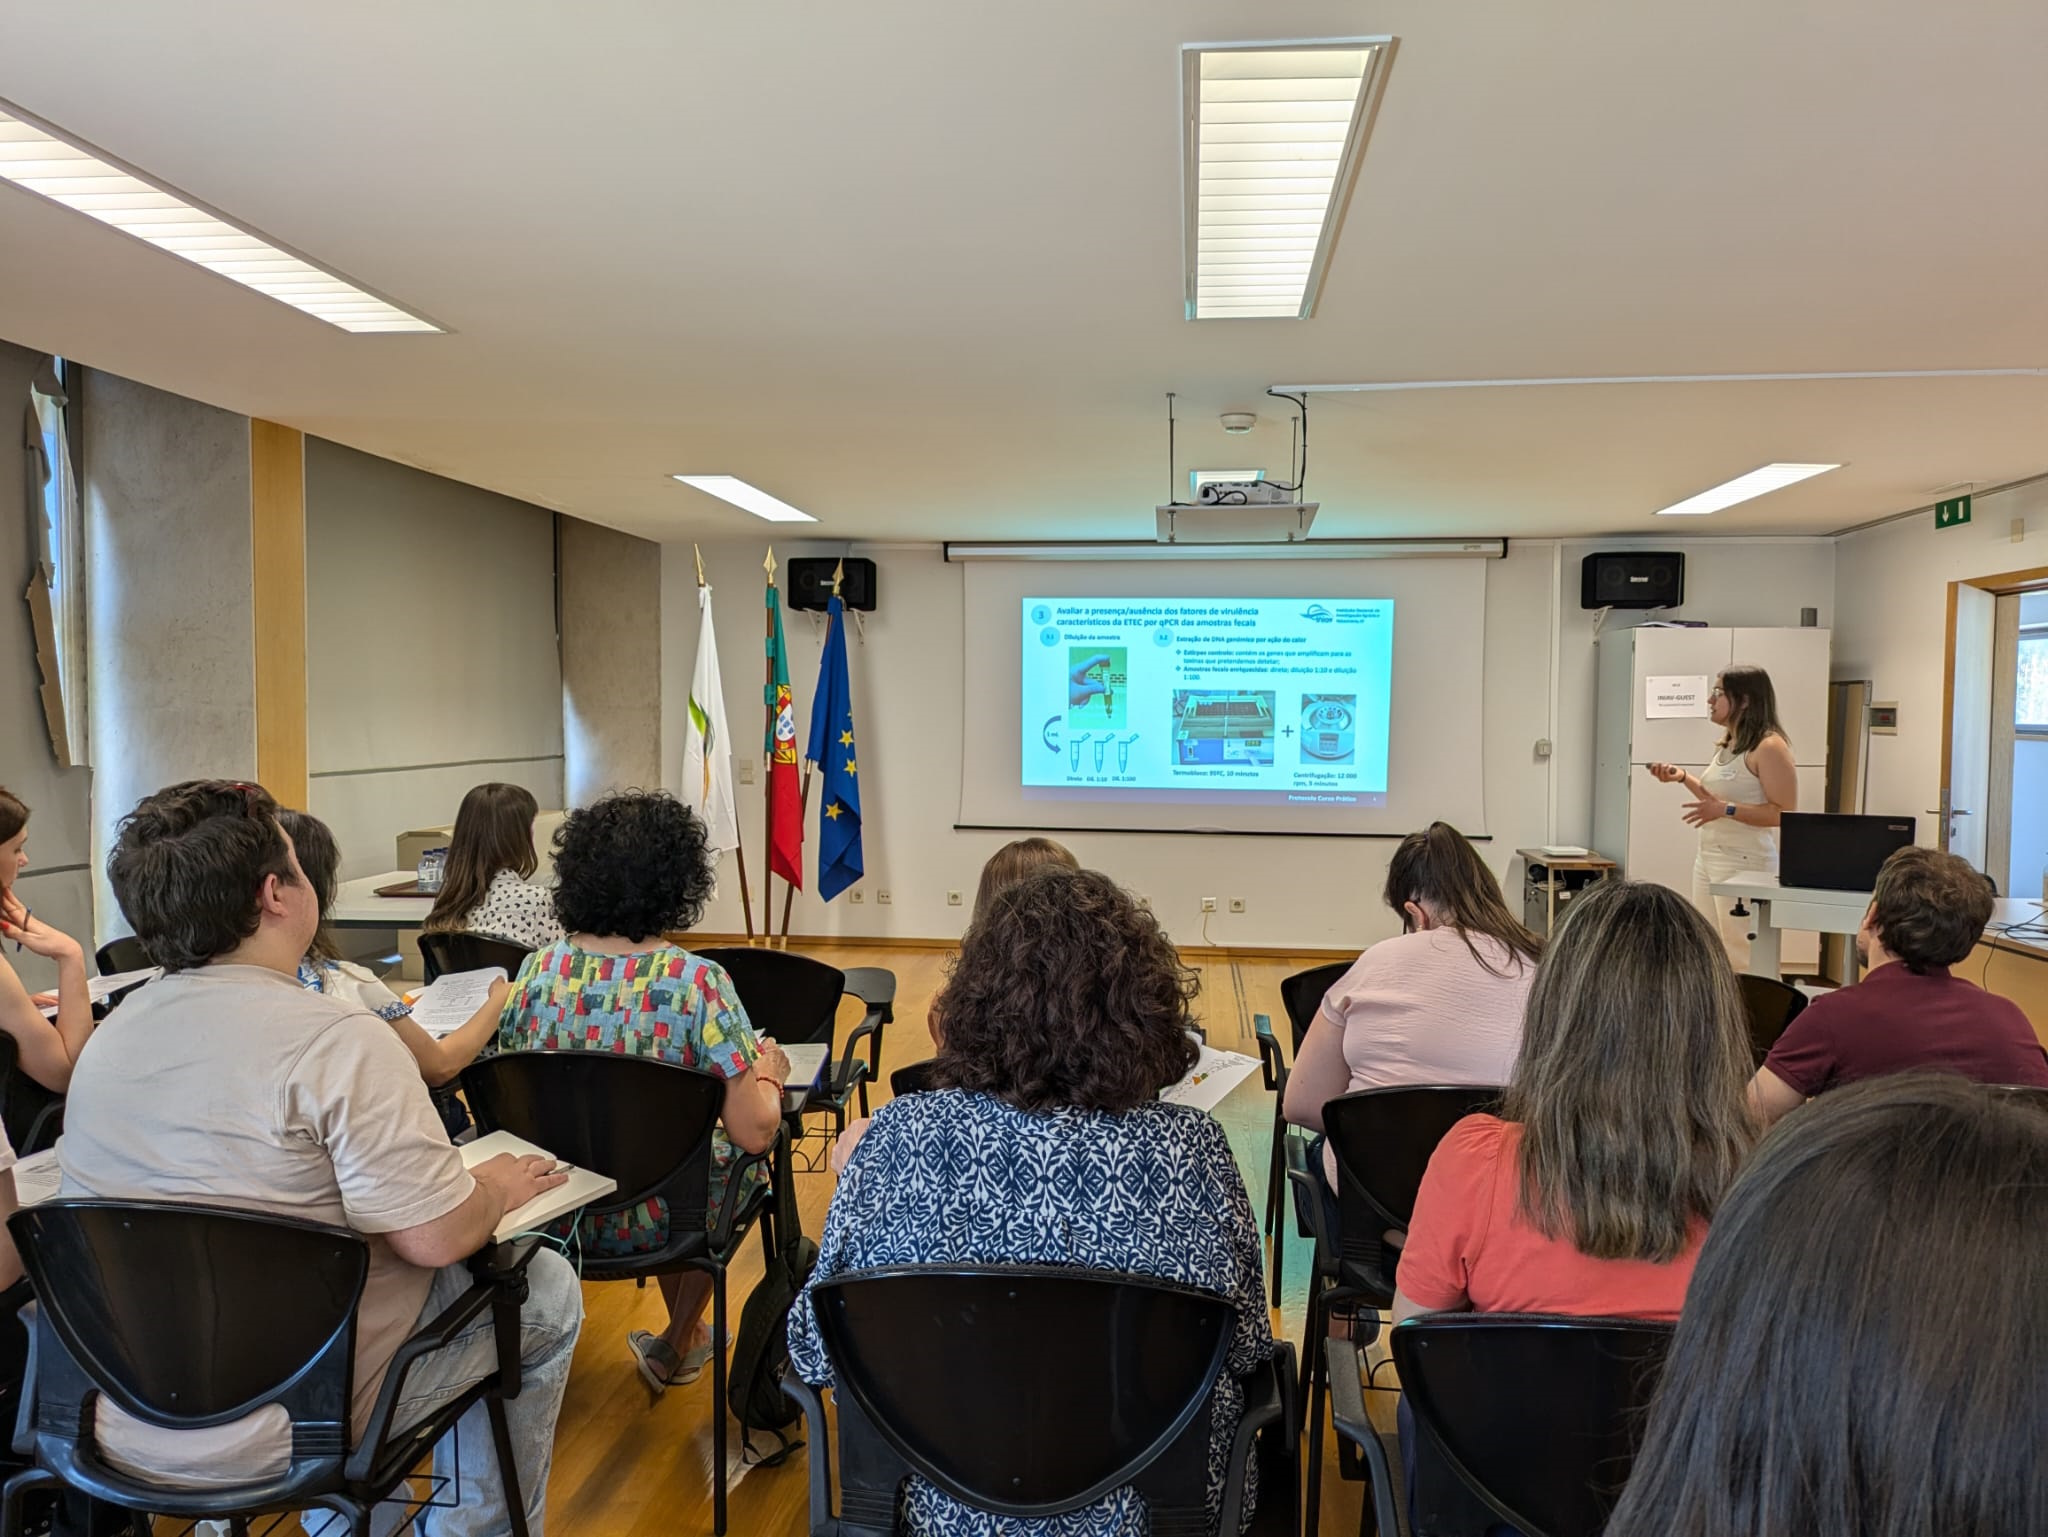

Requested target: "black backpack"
[{"left": 726, "top": 1150, "right": 818, "bottom": 1463}]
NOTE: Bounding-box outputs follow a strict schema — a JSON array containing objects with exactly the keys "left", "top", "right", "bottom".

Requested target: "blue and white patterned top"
[{"left": 788, "top": 1089, "right": 1273, "bottom": 1536}]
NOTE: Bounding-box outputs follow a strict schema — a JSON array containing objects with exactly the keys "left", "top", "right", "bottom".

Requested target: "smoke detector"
[{"left": 1219, "top": 412, "right": 1257, "bottom": 434}]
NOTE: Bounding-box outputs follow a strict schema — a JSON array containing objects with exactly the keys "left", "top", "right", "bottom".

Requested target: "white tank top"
[{"left": 1698, "top": 743, "right": 1777, "bottom": 858}]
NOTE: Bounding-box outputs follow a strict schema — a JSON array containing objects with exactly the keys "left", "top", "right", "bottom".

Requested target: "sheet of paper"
[
  {"left": 38, "top": 966, "right": 162, "bottom": 1019},
  {"left": 1644, "top": 674, "right": 1711, "bottom": 719},
  {"left": 461, "top": 1130, "right": 620, "bottom": 1243},
  {"left": 12, "top": 1149, "right": 60, "bottom": 1207},
  {"left": 780, "top": 1042, "right": 830, "bottom": 1090},
  {"left": 1159, "top": 1043, "right": 1262, "bottom": 1114},
  {"left": 405, "top": 967, "right": 508, "bottom": 1037}
]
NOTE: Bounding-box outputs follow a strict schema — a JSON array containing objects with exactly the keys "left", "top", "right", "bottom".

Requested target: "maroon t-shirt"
[{"left": 1763, "top": 962, "right": 2048, "bottom": 1097}]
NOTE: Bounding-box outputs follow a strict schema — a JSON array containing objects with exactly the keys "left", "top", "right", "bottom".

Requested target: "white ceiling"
[{"left": 2, "top": 1, "right": 2046, "bottom": 543}]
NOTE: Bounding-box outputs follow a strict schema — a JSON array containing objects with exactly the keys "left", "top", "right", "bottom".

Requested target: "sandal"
[{"left": 627, "top": 1328, "right": 722, "bottom": 1395}]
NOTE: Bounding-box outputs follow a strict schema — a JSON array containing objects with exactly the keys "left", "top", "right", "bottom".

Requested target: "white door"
[
  {"left": 1629, "top": 628, "right": 1734, "bottom": 765},
  {"left": 1731, "top": 628, "right": 1831, "bottom": 764},
  {"left": 1945, "top": 587, "right": 1996, "bottom": 867}
]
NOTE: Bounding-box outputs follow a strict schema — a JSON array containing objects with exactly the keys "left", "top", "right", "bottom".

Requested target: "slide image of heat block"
[
  {"left": 1173, "top": 691, "right": 1275, "bottom": 766},
  {"left": 1300, "top": 694, "right": 1357, "bottom": 764},
  {"left": 1067, "top": 646, "right": 1128, "bottom": 730}
]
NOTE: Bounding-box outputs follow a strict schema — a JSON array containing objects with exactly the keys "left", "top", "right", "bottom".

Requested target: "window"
[
  {"left": 2017, "top": 624, "right": 2048, "bottom": 734},
  {"left": 25, "top": 357, "right": 86, "bottom": 766}
]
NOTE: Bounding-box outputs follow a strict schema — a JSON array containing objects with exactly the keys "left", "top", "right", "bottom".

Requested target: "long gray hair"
[{"left": 1505, "top": 880, "right": 1756, "bottom": 1262}]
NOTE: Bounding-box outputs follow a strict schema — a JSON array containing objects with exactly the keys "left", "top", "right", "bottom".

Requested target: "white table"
[
  {"left": 330, "top": 871, "right": 434, "bottom": 929},
  {"left": 1709, "top": 875, "right": 1868, "bottom": 982}
]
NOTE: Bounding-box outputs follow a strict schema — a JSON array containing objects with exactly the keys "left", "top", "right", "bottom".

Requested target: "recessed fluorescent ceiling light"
[
  {"left": 1191, "top": 469, "right": 1265, "bottom": 491},
  {"left": 1183, "top": 37, "right": 1396, "bottom": 320},
  {"left": 1654, "top": 463, "right": 1842, "bottom": 516},
  {"left": 672, "top": 475, "right": 818, "bottom": 523},
  {"left": 0, "top": 100, "right": 440, "bottom": 333}
]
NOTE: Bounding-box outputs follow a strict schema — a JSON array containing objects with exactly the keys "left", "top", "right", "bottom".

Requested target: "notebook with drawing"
[
  {"left": 780, "top": 1042, "right": 831, "bottom": 1091},
  {"left": 461, "top": 1130, "right": 619, "bottom": 1242}
]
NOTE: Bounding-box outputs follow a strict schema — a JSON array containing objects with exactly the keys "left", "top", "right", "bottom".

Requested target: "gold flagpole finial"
[
  {"left": 830, "top": 558, "right": 844, "bottom": 594},
  {"left": 764, "top": 546, "right": 777, "bottom": 581},
  {"left": 693, "top": 543, "right": 706, "bottom": 588}
]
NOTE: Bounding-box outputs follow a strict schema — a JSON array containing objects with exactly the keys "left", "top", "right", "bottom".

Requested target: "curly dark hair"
[
  {"left": 1870, "top": 844, "right": 1995, "bottom": 973},
  {"left": 551, "top": 791, "right": 714, "bottom": 941},
  {"left": 931, "top": 866, "right": 1200, "bottom": 1114},
  {"left": 109, "top": 780, "right": 299, "bottom": 972}
]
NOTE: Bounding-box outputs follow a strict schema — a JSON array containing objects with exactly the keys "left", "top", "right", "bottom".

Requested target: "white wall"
[
  {"left": 661, "top": 536, "right": 1834, "bottom": 949},
  {"left": 1834, "top": 480, "right": 2048, "bottom": 837},
  {"left": 560, "top": 517, "right": 662, "bottom": 806},
  {"left": 305, "top": 439, "right": 564, "bottom": 878}
]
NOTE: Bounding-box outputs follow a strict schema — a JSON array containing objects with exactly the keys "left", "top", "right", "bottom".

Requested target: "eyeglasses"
[{"left": 1708, "top": 689, "right": 1727, "bottom": 700}]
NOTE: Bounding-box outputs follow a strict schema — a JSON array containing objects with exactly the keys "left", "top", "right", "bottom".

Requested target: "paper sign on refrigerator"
[{"left": 1645, "top": 675, "right": 1711, "bottom": 719}]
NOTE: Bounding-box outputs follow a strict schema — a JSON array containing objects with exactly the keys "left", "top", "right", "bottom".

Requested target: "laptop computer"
[{"left": 1779, "top": 813, "right": 1918, "bottom": 893}]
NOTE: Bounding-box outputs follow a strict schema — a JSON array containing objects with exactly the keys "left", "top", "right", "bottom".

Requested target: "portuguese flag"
[{"left": 764, "top": 561, "right": 804, "bottom": 888}]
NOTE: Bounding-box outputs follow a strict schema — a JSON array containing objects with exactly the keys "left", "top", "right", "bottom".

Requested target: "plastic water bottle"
[{"left": 417, "top": 847, "right": 448, "bottom": 894}]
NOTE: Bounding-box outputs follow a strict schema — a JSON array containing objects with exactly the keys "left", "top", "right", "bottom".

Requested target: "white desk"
[
  {"left": 330, "top": 871, "right": 434, "bottom": 929},
  {"left": 1709, "top": 875, "right": 1867, "bottom": 982}
]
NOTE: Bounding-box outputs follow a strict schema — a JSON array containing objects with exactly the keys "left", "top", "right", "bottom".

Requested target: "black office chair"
[
  {"left": 1391, "top": 1313, "right": 1676, "bottom": 1537},
  {"left": 889, "top": 1059, "right": 939, "bottom": 1097},
  {"left": 0, "top": 1201, "right": 540, "bottom": 1536},
  {"left": 459, "top": 1051, "right": 778, "bottom": 1535},
  {"left": 1260, "top": 960, "right": 1350, "bottom": 1307},
  {"left": 841, "top": 967, "right": 897, "bottom": 1114},
  {"left": 783, "top": 1265, "right": 1297, "bottom": 1536},
  {"left": 416, "top": 931, "right": 533, "bottom": 985},
  {"left": 1293, "top": 1084, "right": 1503, "bottom": 1535},
  {"left": 1989, "top": 1081, "right": 2048, "bottom": 1107},
  {"left": 0, "top": 1036, "right": 63, "bottom": 1160},
  {"left": 90, "top": 938, "right": 151, "bottom": 978},
  {"left": 698, "top": 948, "right": 891, "bottom": 1137},
  {"left": 1737, "top": 973, "right": 1808, "bottom": 1066}
]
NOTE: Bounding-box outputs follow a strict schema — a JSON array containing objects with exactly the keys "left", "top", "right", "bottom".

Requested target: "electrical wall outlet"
[
  {"left": 849, "top": 889, "right": 864, "bottom": 904},
  {"left": 946, "top": 890, "right": 962, "bottom": 906},
  {"left": 1228, "top": 897, "right": 1246, "bottom": 914},
  {"left": 1200, "top": 896, "right": 1217, "bottom": 913},
  {"left": 877, "top": 890, "right": 892, "bottom": 905},
  {"left": 737, "top": 758, "right": 756, "bottom": 784}
]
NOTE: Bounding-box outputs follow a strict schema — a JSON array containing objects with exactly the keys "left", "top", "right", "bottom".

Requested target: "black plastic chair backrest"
[
  {"left": 1323, "top": 1085, "right": 1503, "bottom": 1235},
  {"left": 1737, "top": 974, "right": 1807, "bottom": 1064},
  {"left": 461, "top": 1051, "right": 722, "bottom": 1229},
  {"left": 698, "top": 946, "right": 845, "bottom": 1048},
  {"left": 1280, "top": 961, "right": 1350, "bottom": 1053},
  {"left": 94, "top": 936, "right": 153, "bottom": 977},
  {"left": 812, "top": 1265, "right": 1232, "bottom": 1519},
  {"left": 416, "top": 931, "right": 533, "bottom": 985},
  {"left": 1989, "top": 1082, "right": 2048, "bottom": 1107},
  {"left": 9, "top": 1201, "right": 366, "bottom": 1429},
  {"left": 889, "top": 1059, "right": 939, "bottom": 1097},
  {"left": 1393, "top": 1312, "right": 1675, "bottom": 1537}
]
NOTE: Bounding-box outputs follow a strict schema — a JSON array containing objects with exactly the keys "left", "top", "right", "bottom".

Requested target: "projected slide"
[{"left": 1021, "top": 597, "right": 1393, "bottom": 807}]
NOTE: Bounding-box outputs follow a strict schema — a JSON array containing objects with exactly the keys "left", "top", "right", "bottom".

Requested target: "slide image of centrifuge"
[
  {"left": 1173, "top": 690, "right": 1275, "bottom": 766},
  {"left": 1300, "top": 694, "right": 1356, "bottom": 764}
]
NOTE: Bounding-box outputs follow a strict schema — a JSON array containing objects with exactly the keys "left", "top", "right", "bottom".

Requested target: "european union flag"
[{"left": 805, "top": 594, "right": 863, "bottom": 901}]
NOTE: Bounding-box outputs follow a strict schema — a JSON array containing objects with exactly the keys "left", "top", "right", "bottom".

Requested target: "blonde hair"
[{"left": 972, "top": 837, "right": 1078, "bottom": 923}]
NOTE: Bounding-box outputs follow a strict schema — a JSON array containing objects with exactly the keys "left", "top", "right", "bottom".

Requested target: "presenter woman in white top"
[{"left": 1648, "top": 665, "right": 1798, "bottom": 971}]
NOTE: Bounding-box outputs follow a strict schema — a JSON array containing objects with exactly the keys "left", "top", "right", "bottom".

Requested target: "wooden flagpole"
[
  {"left": 698, "top": 545, "right": 754, "bottom": 940},
  {"left": 761, "top": 547, "right": 778, "bottom": 947},
  {"left": 780, "top": 560, "right": 842, "bottom": 939}
]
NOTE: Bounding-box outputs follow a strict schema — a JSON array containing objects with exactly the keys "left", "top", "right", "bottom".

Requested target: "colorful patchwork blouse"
[{"left": 496, "top": 941, "right": 765, "bottom": 1254}]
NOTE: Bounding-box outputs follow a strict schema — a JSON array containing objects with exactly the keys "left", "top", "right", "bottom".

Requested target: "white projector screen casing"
[{"left": 958, "top": 558, "right": 1489, "bottom": 837}]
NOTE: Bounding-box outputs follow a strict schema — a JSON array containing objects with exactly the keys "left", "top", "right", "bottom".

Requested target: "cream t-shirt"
[{"left": 59, "top": 963, "right": 476, "bottom": 1484}]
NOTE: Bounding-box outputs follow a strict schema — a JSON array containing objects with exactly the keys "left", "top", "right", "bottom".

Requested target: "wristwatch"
[{"left": 1723, "top": 803, "right": 1738, "bottom": 818}]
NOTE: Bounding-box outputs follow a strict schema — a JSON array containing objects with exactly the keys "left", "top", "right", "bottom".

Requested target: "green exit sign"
[{"left": 1935, "top": 493, "right": 1973, "bottom": 529}]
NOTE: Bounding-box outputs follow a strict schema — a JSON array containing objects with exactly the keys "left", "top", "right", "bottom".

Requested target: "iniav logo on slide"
[{"left": 1300, "top": 604, "right": 1334, "bottom": 623}]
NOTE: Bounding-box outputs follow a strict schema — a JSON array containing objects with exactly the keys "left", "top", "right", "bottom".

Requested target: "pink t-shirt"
[{"left": 1315, "top": 927, "right": 1532, "bottom": 1183}]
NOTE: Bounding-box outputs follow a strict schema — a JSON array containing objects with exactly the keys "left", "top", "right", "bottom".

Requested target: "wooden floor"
[{"left": 536, "top": 942, "right": 1375, "bottom": 1537}]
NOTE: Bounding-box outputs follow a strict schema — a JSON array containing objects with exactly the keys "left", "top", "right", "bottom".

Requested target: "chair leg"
[
  {"left": 711, "top": 1263, "right": 729, "bottom": 1536},
  {"left": 857, "top": 1075, "right": 870, "bottom": 1117},
  {"left": 1272, "top": 1182, "right": 1288, "bottom": 1309},
  {"left": 1306, "top": 1350, "right": 1328, "bottom": 1537},
  {"left": 488, "top": 1392, "right": 531, "bottom": 1537}
]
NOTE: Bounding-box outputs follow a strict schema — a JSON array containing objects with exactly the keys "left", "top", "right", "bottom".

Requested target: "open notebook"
[{"left": 461, "top": 1130, "right": 619, "bottom": 1243}]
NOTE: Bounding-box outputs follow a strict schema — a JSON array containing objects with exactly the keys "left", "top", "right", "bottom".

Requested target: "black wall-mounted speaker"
[
  {"left": 789, "top": 556, "right": 877, "bottom": 613},
  {"left": 1580, "top": 551, "right": 1684, "bottom": 610}
]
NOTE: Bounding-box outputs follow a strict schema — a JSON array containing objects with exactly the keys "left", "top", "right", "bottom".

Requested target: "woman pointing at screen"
[{"left": 1647, "top": 665, "right": 1797, "bottom": 971}]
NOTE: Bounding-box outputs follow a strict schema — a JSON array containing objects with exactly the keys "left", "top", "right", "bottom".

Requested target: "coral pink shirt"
[{"left": 1397, "top": 1115, "right": 1705, "bottom": 1321}]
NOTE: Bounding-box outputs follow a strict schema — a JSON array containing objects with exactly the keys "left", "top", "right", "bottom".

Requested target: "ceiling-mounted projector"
[
  {"left": 1155, "top": 501, "right": 1319, "bottom": 543},
  {"left": 1196, "top": 479, "right": 1293, "bottom": 506}
]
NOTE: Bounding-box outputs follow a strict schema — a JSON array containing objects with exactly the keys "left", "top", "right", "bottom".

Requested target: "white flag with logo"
[{"left": 682, "top": 585, "right": 741, "bottom": 857}]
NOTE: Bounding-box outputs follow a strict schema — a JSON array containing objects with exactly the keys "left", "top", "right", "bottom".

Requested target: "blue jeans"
[{"left": 373, "top": 1250, "right": 584, "bottom": 1537}]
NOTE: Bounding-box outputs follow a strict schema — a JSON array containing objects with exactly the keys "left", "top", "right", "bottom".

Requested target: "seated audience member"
[
  {"left": 61, "top": 780, "right": 580, "bottom": 1534},
  {"left": 1397, "top": 879, "right": 1754, "bottom": 1324},
  {"left": 280, "top": 809, "right": 507, "bottom": 1087},
  {"left": 496, "top": 791, "right": 790, "bottom": 1395},
  {"left": 424, "top": 782, "right": 562, "bottom": 951},
  {"left": 1286, "top": 822, "right": 1539, "bottom": 1195},
  {"left": 970, "top": 834, "right": 1077, "bottom": 922},
  {"left": 1752, "top": 845, "right": 2048, "bottom": 1125},
  {"left": 1607, "top": 1074, "right": 2048, "bottom": 1537},
  {"left": 0, "top": 786, "right": 93, "bottom": 1090},
  {"left": 791, "top": 866, "right": 1274, "bottom": 1537}
]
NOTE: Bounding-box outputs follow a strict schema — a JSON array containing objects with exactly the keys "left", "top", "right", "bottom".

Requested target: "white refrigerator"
[{"left": 1594, "top": 626, "right": 1832, "bottom": 972}]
